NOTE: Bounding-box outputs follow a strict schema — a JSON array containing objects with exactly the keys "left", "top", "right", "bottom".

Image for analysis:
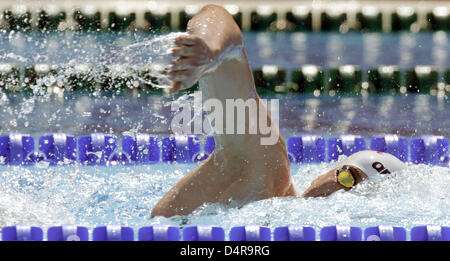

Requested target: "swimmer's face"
[{"left": 301, "top": 165, "right": 368, "bottom": 198}]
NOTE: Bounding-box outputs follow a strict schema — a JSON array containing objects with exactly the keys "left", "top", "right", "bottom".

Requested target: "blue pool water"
[{"left": 0, "top": 31, "right": 449, "bottom": 236}]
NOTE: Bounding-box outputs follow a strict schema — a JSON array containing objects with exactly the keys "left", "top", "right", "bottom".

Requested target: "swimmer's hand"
[{"left": 169, "top": 35, "right": 219, "bottom": 93}]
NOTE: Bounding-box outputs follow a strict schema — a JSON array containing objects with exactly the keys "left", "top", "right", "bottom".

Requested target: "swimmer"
[
  {"left": 150, "top": 5, "right": 407, "bottom": 217},
  {"left": 302, "top": 150, "right": 407, "bottom": 197}
]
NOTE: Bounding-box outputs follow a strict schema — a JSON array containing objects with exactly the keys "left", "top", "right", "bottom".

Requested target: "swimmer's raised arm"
[
  {"left": 151, "top": 4, "right": 295, "bottom": 218},
  {"left": 169, "top": 4, "right": 243, "bottom": 93}
]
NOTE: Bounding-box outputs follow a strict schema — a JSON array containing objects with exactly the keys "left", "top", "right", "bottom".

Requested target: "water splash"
[
  {"left": 174, "top": 163, "right": 450, "bottom": 239},
  {"left": 118, "top": 32, "right": 188, "bottom": 89}
]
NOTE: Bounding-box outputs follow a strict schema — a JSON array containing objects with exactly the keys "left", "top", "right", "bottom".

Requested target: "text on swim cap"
[{"left": 372, "top": 162, "right": 391, "bottom": 174}]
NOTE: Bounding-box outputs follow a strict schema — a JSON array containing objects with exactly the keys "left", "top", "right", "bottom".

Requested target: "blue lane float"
[
  {"left": 273, "top": 225, "right": 316, "bottom": 241},
  {"left": 411, "top": 225, "right": 450, "bottom": 241},
  {"left": 78, "top": 133, "right": 118, "bottom": 165},
  {"left": 182, "top": 225, "right": 225, "bottom": 241},
  {"left": 287, "top": 136, "right": 326, "bottom": 163},
  {"left": 229, "top": 225, "right": 271, "bottom": 241},
  {"left": 364, "top": 225, "right": 407, "bottom": 241},
  {"left": 320, "top": 225, "right": 363, "bottom": 241},
  {"left": 1, "top": 225, "right": 43, "bottom": 241},
  {"left": 411, "top": 136, "right": 449, "bottom": 166},
  {"left": 122, "top": 133, "right": 160, "bottom": 164},
  {"left": 47, "top": 225, "right": 89, "bottom": 241},
  {"left": 162, "top": 135, "right": 198, "bottom": 163},
  {"left": 370, "top": 135, "right": 409, "bottom": 162},
  {"left": 92, "top": 225, "right": 134, "bottom": 241},
  {"left": 138, "top": 225, "right": 180, "bottom": 241},
  {"left": 162, "top": 135, "right": 215, "bottom": 163},
  {"left": 328, "top": 135, "right": 367, "bottom": 162},
  {"left": 0, "top": 134, "right": 35, "bottom": 165},
  {"left": 39, "top": 133, "right": 77, "bottom": 165}
]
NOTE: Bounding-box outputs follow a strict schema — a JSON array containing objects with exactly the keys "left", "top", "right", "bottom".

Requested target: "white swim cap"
[{"left": 336, "top": 150, "right": 407, "bottom": 178}]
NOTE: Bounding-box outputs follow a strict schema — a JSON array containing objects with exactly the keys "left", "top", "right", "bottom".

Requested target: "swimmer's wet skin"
[
  {"left": 150, "top": 5, "right": 296, "bottom": 218},
  {"left": 150, "top": 5, "right": 407, "bottom": 218}
]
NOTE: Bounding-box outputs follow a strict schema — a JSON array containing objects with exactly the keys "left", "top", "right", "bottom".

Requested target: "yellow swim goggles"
[{"left": 336, "top": 165, "right": 357, "bottom": 188}]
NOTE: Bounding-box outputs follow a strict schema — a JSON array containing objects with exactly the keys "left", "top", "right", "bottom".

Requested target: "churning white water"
[{"left": 0, "top": 158, "right": 448, "bottom": 239}]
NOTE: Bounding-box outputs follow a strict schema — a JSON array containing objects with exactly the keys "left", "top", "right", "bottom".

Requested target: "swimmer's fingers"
[
  {"left": 168, "top": 69, "right": 197, "bottom": 93},
  {"left": 171, "top": 57, "right": 209, "bottom": 71},
  {"left": 171, "top": 47, "right": 187, "bottom": 57},
  {"left": 170, "top": 81, "right": 184, "bottom": 94},
  {"left": 168, "top": 69, "right": 191, "bottom": 82},
  {"left": 172, "top": 44, "right": 209, "bottom": 58},
  {"left": 175, "top": 35, "right": 202, "bottom": 46},
  {"left": 175, "top": 35, "right": 211, "bottom": 56}
]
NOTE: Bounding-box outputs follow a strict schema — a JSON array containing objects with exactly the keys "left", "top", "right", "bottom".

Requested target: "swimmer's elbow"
[
  {"left": 150, "top": 205, "right": 175, "bottom": 218},
  {"left": 192, "top": 4, "right": 243, "bottom": 44}
]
